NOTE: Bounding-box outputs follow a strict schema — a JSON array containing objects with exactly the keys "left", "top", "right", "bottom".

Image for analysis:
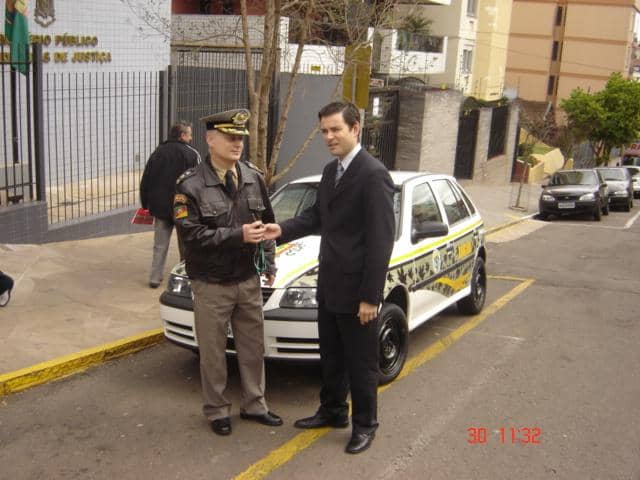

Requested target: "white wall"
[{"left": 1, "top": 0, "right": 171, "bottom": 72}]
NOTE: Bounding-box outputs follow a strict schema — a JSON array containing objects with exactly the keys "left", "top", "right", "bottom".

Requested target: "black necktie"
[{"left": 225, "top": 170, "right": 237, "bottom": 197}]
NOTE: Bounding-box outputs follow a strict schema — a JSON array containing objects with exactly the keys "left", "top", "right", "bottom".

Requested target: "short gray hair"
[{"left": 169, "top": 120, "right": 192, "bottom": 140}]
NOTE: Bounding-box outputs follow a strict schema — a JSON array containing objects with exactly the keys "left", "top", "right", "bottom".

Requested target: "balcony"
[{"left": 374, "top": 29, "right": 447, "bottom": 76}]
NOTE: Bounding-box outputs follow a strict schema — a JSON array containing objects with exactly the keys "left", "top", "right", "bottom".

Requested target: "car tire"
[
  {"left": 593, "top": 203, "right": 602, "bottom": 221},
  {"left": 624, "top": 199, "right": 631, "bottom": 212},
  {"left": 538, "top": 212, "right": 548, "bottom": 221},
  {"left": 457, "top": 257, "right": 487, "bottom": 315},
  {"left": 377, "top": 303, "right": 408, "bottom": 385}
]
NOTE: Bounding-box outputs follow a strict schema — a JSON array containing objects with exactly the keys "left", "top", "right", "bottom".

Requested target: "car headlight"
[
  {"left": 579, "top": 193, "right": 595, "bottom": 201},
  {"left": 613, "top": 190, "right": 629, "bottom": 196},
  {"left": 541, "top": 194, "right": 555, "bottom": 202},
  {"left": 279, "top": 287, "right": 318, "bottom": 308},
  {"left": 167, "top": 275, "right": 192, "bottom": 298}
]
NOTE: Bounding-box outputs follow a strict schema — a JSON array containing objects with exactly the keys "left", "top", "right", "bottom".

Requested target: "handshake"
[{"left": 242, "top": 221, "right": 282, "bottom": 244}]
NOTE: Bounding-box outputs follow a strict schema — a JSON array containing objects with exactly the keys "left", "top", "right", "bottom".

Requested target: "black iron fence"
[
  {"left": 0, "top": 44, "right": 43, "bottom": 207},
  {"left": 173, "top": 47, "right": 264, "bottom": 158},
  {"left": 42, "top": 69, "right": 163, "bottom": 223}
]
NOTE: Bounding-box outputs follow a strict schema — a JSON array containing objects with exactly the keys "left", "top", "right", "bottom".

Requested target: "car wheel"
[
  {"left": 593, "top": 202, "right": 602, "bottom": 221},
  {"left": 538, "top": 212, "right": 548, "bottom": 221},
  {"left": 377, "top": 303, "right": 408, "bottom": 385},
  {"left": 624, "top": 199, "right": 631, "bottom": 212},
  {"left": 457, "top": 257, "right": 487, "bottom": 315}
]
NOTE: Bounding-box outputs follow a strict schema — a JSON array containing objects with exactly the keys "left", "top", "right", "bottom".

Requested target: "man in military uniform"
[{"left": 173, "top": 109, "right": 283, "bottom": 436}]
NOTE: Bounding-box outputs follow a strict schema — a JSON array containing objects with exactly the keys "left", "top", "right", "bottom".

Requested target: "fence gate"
[
  {"left": 171, "top": 47, "right": 278, "bottom": 160},
  {"left": 454, "top": 109, "right": 479, "bottom": 179},
  {"left": 362, "top": 88, "right": 399, "bottom": 170}
]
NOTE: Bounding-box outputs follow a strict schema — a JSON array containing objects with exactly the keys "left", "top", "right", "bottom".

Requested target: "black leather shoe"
[
  {"left": 240, "top": 411, "right": 283, "bottom": 427},
  {"left": 294, "top": 412, "right": 349, "bottom": 429},
  {"left": 345, "top": 431, "right": 375, "bottom": 454},
  {"left": 211, "top": 417, "right": 232, "bottom": 436}
]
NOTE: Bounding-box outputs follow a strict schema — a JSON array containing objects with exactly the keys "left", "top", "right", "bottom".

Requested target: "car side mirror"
[{"left": 411, "top": 220, "right": 449, "bottom": 243}]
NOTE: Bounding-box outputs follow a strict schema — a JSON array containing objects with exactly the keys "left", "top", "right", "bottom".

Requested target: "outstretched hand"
[{"left": 263, "top": 223, "right": 282, "bottom": 240}]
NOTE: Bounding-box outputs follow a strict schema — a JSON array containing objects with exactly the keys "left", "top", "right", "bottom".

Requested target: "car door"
[
  {"left": 404, "top": 179, "right": 452, "bottom": 328},
  {"left": 429, "top": 178, "right": 479, "bottom": 300}
]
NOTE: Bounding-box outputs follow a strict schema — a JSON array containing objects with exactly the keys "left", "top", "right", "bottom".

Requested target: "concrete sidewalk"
[{"left": 0, "top": 180, "right": 541, "bottom": 391}]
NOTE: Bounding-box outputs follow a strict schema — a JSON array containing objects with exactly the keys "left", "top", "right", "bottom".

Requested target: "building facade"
[{"left": 506, "top": 0, "right": 640, "bottom": 109}]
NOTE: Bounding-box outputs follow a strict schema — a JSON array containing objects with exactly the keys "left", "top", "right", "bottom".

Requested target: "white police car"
[{"left": 160, "top": 171, "right": 486, "bottom": 384}]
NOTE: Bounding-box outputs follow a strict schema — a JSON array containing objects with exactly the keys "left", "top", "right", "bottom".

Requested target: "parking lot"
[{"left": 1, "top": 209, "right": 639, "bottom": 480}]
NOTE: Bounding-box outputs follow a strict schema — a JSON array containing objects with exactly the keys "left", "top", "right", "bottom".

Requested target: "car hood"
[
  {"left": 604, "top": 180, "right": 629, "bottom": 192},
  {"left": 171, "top": 236, "right": 322, "bottom": 289},
  {"left": 271, "top": 236, "right": 321, "bottom": 289},
  {"left": 544, "top": 185, "right": 597, "bottom": 195}
]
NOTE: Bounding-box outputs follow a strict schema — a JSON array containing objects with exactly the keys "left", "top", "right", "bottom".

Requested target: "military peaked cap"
[{"left": 201, "top": 108, "right": 250, "bottom": 136}]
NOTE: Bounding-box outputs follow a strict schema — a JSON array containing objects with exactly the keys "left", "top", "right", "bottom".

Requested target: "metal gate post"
[{"left": 32, "top": 44, "right": 46, "bottom": 202}]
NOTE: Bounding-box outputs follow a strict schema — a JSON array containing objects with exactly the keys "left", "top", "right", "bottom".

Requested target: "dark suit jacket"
[{"left": 280, "top": 148, "right": 395, "bottom": 313}]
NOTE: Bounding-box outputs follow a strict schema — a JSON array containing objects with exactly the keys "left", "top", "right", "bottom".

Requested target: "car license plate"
[
  {"left": 226, "top": 323, "right": 233, "bottom": 338},
  {"left": 558, "top": 201, "right": 575, "bottom": 209}
]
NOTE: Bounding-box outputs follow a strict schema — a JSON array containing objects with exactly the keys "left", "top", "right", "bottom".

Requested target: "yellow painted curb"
[
  {"left": 0, "top": 328, "right": 164, "bottom": 397},
  {"left": 486, "top": 213, "right": 537, "bottom": 235}
]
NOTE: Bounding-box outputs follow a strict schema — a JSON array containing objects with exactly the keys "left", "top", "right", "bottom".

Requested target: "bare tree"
[{"left": 129, "top": 0, "right": 398, "bottom": 186}]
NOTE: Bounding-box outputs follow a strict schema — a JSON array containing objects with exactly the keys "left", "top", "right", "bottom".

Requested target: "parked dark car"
[
  {"left": 624, "top": 166, "right": 640, "bottom": 199},
  {"left": 595, "top": 167, "right": 634, "bottom": 211},
  {"left": 539, "top": 169, "right": 609, "bottom": 221}
]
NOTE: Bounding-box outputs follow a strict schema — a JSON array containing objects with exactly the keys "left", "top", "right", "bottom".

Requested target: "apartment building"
[
  {"left": 506, "top": 0, "right": 640, "bottom": 110},
  {"left": 469, "top": 0, "right": 514, "bottom": 100},
  {"left": 397, "top": 0, "right": 479, "bottom": 93}
]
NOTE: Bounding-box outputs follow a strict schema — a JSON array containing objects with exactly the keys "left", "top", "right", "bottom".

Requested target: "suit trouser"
[
  {"left": 149, "top": 218, "right": 184, "bottom": 284},
  {"left": 191, "top": 276, "right": 268, "bottom": 420},
  {"left": 317, "top": 302, "right": 379, "bottom": 435}
]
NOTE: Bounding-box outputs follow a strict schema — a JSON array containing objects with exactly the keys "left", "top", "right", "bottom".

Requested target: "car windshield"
[
  {"left": 271, "top": 181, "right": 401, "bottom": 234},
  {"left": 598, "top": 168, "right": 627, "bottom": 181},
  {"left": 625, "top": 166, "right": 640, "bottom": 177},
  {"left": 550, "top": 171, "right": 597, "bottom": 186}
]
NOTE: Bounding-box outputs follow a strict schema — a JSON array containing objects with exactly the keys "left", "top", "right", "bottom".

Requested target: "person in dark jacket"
[
  {"left": 173, "top": 108, "right": 282, "bottom": 437},
  {"left": 140, "top": 120, "right": 201, "bottom": 288},
  {"left": 0, "top": 270, "right": 14, "bottom": 307},
  {"left": 264, "top": 102, "right": 395, "bottom": 454}
]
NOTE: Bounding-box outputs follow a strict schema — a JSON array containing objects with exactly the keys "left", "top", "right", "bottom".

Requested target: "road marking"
[
  {"left": 0, "top": 329, "right": 164, "bottom": 396},
  {"left": 624, "top": 210, "right": 640, "bottom": 229},
  {"left": 233, "top": 277, "right": 535, "bottom": 480}
]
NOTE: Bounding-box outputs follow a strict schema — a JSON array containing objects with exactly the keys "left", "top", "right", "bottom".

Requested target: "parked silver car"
[{"left": 595, "top": 167, "right": 634, "bottom": 212}]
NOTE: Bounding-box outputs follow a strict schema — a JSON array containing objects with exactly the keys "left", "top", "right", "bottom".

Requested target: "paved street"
[{"left": 1, "top": 210, "right": 639, "bottom": 479}]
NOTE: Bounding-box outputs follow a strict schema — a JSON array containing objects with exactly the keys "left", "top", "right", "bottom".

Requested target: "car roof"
[{"left": 288, "top": 170, "right": 444, "bottom": 187}]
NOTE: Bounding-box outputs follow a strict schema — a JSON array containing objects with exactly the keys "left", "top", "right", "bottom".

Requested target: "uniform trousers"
[
  {"left": 317, "top": 302, "right": 379, "bottom": 435},
  {"left": 150, "top": 218, "right": 183, "bottom": 285},
  {"left": 191, "top": 276, "right": 268, "bottom": 420}
]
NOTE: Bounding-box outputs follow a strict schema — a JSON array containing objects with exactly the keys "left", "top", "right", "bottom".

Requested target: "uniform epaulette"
[
  {"left": 244, "top": 161, "right": 264, "bottom": 175},
  {"left": 176, "top": 168, "right": 196, "bottom": 184}
]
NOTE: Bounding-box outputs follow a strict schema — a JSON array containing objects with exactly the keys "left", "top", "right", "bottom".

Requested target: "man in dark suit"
[{"left": 264, "top": 102, "right": 395, "bottom": 454}]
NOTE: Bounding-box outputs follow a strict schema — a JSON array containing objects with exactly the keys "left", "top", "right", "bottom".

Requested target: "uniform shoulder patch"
[
  {"left": 173, "top": 193, "right": 188, "bottom": 205},
  {"left": 176, "top": 168, "right": 196, "bottom": 184}
]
